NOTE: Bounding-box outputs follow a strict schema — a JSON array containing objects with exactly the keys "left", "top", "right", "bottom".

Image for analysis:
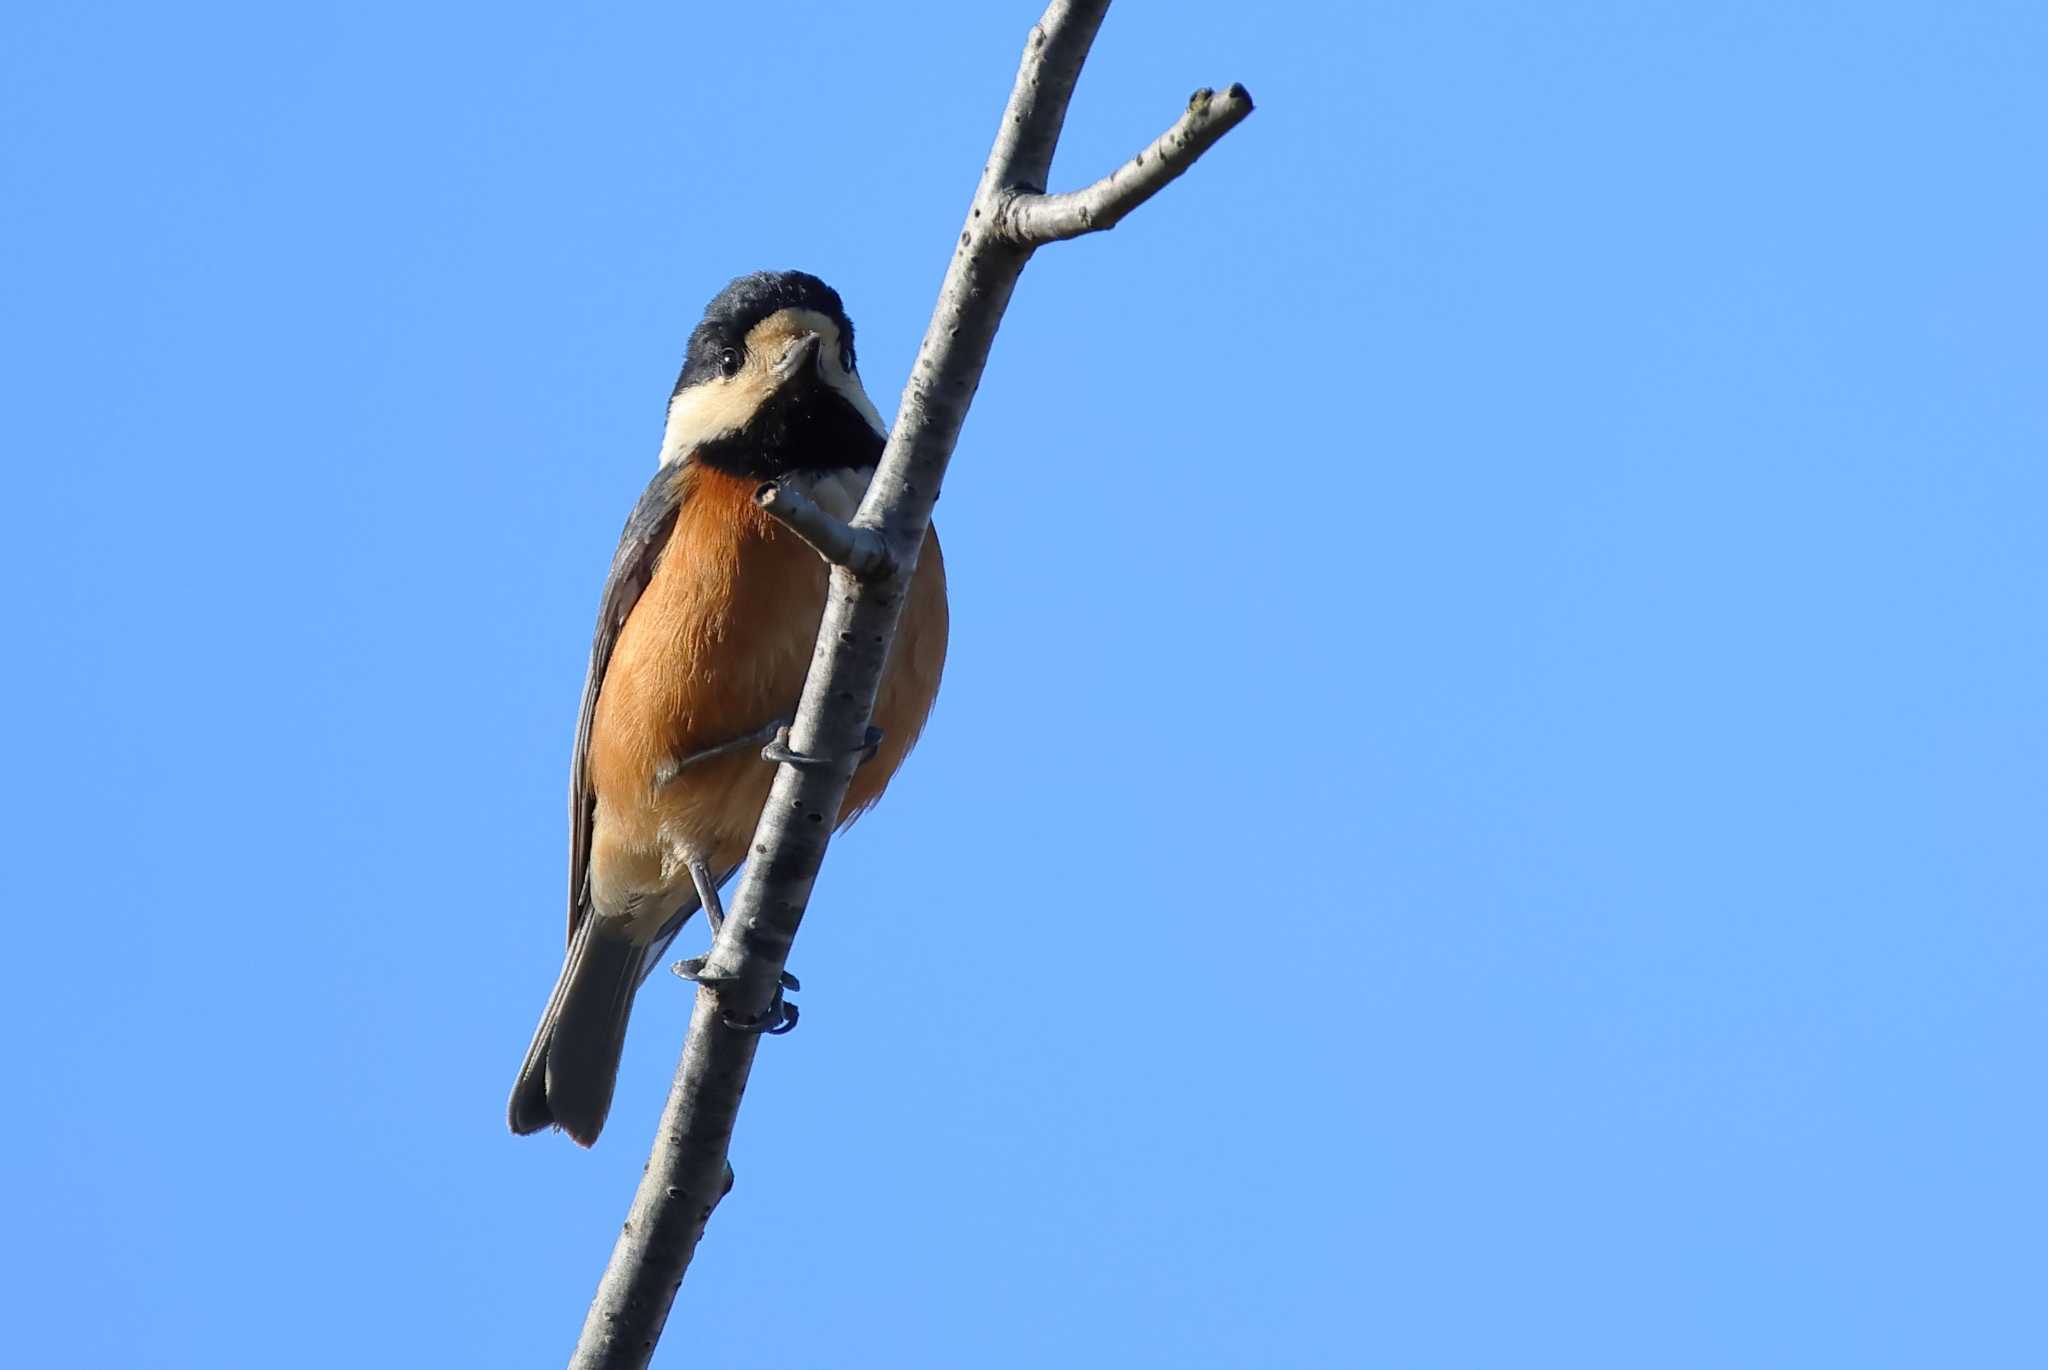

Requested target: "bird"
[{"left": 509, "top": 270, "right": 948, "bottom": 1146}]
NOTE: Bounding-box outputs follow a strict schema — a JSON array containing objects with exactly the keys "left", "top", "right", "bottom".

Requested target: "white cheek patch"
[
  {"left": 789, "top": 465, "right": 876, "bottom": 523},
  {"left": 658, "top": 377, "right": 764, "bottom": 466}
]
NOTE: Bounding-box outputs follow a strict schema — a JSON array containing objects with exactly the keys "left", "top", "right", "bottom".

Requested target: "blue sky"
[{"left": 5, "top": 1, "right": 2044, "bottom": 1365}]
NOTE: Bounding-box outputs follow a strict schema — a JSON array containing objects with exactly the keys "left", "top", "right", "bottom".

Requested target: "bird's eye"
[
  {"left": 839, "top": 345, "right": 856, "bottom": 373},
  {"left": 718, "top": 347, "right": 742, "bottom": 377}
]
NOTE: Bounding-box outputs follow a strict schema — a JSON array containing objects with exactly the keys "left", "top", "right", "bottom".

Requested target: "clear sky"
[{"left": 6, "top": 2, "right": 2044, "bottom": 1365}]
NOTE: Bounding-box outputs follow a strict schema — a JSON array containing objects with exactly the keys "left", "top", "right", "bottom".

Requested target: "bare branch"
[
  {"left": 981, "top": 0, "right": 1113, "bottom": 202},
  {"left": 1002, "top": 83, "right": 1255, "bottom": 244},
  {"left": 567, "top": 4, "right": 1250, "bottom": 1365},
  {"left": 755, "top": 480, "right": 896, "bottom": 579}
]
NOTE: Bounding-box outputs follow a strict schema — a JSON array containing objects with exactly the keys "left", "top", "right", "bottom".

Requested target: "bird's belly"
[
  {"left": 583, "top": 464, "right": 948, "bottom": 924},
  {"left": 585, "top": 748, "right": 781, "bottom": 937}
]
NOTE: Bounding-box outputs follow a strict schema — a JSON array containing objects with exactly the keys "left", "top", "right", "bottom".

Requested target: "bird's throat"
[{"left": 693, "top": 387, "right": 885, "bottom": 481}]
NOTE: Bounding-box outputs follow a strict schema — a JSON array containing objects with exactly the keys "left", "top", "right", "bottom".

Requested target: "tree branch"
[
  {"left": 1001, "top": 83, "right": 1256, "bottom": 244},
  {"left": 754, "top": 480, "right": 896, "bottom": 579},
  {"left": 567, "top": 3, "right": 1249, "bottom": 1365}
]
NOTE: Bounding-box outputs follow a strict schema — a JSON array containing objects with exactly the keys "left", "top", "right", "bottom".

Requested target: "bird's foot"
[
  {"left": 668, "top": 958, "right": 801, "bottom": 1034},
  {"left": 672, "top": 956, "right": 800, "bottom": 994},
  {"left": 722, "top": 990, "right": 800, "bottom": 1036},
  {"left": 762, "top": 724, "right": 885, "bottom": 771},
  {"left": 662, "top": 718, "right": 882, "bottom": 784}
]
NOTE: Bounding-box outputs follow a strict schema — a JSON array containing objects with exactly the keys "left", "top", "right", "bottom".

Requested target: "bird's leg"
[
  {"left": 675, "top": 724, "right": 886, "bottom": 1006},
  {"left": 687, "top": 858, "right": 726, "bottom": 934},
  {"left": 656, "top": 718, "right": 791, "bottom": 788},
  {"left": 673, "top": 858, "right": 799, "bottom": 994},
  {"left": 659, "top": 717, "right": 885, "bottom": 786}
]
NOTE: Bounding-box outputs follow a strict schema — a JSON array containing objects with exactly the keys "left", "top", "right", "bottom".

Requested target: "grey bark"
[
  {"left": 753, "top": 480, "right": 895, "bottom": 580},
  {"left": 567, "top": 4, "right": 1250, "bottom": 1366}
]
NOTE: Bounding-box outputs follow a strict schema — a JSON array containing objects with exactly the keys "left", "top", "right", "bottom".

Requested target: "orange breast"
[{"left": 586, "top": 463, "right": 948, "bottom": 891}]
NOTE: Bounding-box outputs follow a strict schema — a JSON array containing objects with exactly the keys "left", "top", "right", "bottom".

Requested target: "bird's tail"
[{"left": 507, "top": 918, "right": 644, "bottom": 1147}]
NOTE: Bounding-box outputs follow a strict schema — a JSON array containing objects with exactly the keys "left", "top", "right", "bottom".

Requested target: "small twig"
[
  {"left": 755, "top": 480, "right": 896, "bottom": 580},
  {"left": 1000, "top": 83, "right": 1255, "bottom": 244}
]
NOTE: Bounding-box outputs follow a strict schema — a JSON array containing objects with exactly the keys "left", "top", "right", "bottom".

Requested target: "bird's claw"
[
  {"left": 762, "top": 724, "right": 885, "bottom": 771},
  {"left": 671, "top": 958, "right": 799, "bottom": 994},
  {"left": 721, "top": 993, "right": 799, "bottom": 1036},
  {"left": 670, "top": 959, "right": 801, "bottom": 1032}
]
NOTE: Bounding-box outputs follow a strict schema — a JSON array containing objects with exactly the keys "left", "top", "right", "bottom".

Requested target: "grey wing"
[{"left": 565, "top": 460, "right": 691, "bottom": 945}]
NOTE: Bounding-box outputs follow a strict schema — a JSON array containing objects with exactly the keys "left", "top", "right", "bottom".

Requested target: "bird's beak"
[{"left": 773, "top": 332, "right": 824, "bottom": 388}]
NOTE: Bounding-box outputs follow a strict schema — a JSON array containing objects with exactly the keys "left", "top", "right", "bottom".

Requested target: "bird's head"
[{"left": 658, "top": 270, "right": 888, "bottom": 478}]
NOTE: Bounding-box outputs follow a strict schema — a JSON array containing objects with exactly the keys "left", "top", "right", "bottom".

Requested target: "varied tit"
[{"left": 509, "top": 271, "right": 948, "bottom": 1146}]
